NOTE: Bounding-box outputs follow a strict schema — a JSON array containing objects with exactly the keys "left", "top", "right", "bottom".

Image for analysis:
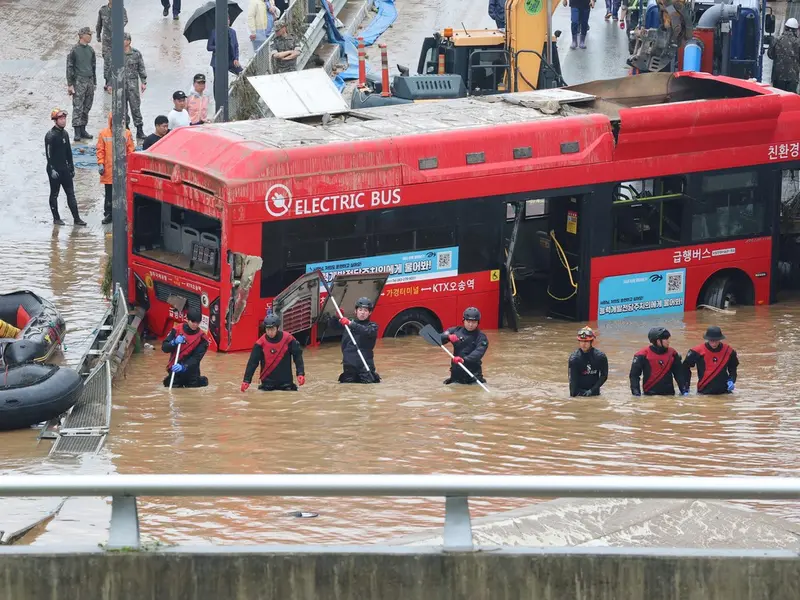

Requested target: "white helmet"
[{"left": 786, "top": 18, "right": 799, "bottom": 30}]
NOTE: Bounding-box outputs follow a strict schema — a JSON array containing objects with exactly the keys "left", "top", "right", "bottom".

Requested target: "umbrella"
[{"left": 183, "top": 0, "right": 243, "bottom": 43}]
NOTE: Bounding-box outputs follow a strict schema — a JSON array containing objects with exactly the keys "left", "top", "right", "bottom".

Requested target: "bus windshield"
[{"left": 132, "top": 194, "right": 222, "bottom": 280}]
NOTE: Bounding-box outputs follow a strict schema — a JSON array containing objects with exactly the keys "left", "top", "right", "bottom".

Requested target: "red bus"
[{"left": 127, "top": 71, "right": 800, "bottom": 352}]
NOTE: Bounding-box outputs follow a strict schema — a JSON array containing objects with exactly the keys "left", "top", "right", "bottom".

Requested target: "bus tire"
[
  {"left": 383, "top": 309, "right": 441, "bottom": 338},
  {"left": 701, "top": 272, "right": 753, "bottom": 310}
]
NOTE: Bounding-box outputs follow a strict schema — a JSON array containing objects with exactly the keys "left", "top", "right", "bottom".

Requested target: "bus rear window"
[{"left": 132, "top": 194, "right": 222, "bottom": 279}]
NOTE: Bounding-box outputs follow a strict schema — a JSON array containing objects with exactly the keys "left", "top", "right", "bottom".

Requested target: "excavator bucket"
[{"left": 506, "top": 0, "right": 561, "bottom": 91}]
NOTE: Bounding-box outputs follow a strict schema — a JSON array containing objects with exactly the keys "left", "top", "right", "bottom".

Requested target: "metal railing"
[
  {"left": 2, "top": 475, "right": 800, "bottom": 550},
  {"left": 225, "top": 0, "right": 349, "bottom": 120}
]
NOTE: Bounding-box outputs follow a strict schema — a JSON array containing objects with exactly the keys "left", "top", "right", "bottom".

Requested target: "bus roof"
[{"left": 136, "top": 72, "right": 795, "bottom": 188}]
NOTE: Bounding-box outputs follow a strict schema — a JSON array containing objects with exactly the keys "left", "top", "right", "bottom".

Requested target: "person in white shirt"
[
  {"left": 167, "top": 90, "right": 191, "bottom": 129},
  {"left": 248, "top": 0, "right": 280, "bottom": 52}
]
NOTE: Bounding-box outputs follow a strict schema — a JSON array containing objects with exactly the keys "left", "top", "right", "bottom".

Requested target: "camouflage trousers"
[
  {"left": 123, "top": 81, "right": 143, "bottom": 128},
  {"left": 102, "top": 41, "right": 112, "bottom": 86},
  {"left": 71, "top": 76, "right": 95, "bottom": 127}
]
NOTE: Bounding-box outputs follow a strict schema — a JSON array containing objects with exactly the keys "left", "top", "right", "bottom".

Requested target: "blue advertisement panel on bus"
[
  {"left": 597, "top": 268, "right": 686, "bottom": 321},
  {"left": 306, "top": 246, "right": 460, "bottom": 285}
]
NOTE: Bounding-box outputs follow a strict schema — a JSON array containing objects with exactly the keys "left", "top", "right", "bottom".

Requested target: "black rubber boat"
[
  {"left": 0, "top": 290, "right": 66, "bottom": 367},
  {"left": 0, "top": 364, "right": 83, "bottom": 431}
]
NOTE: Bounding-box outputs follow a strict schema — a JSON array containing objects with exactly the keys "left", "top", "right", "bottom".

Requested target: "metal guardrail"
[
  {"left": 224, "top": 0, "right": 348, "bottom": 120},
  {"left": 3, "top": 475, "right": 800, "bottom": 550}
]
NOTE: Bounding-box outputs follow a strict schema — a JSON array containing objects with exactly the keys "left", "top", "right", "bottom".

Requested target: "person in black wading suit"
[
  {"left": 630, "top": 327, "right": 687, "bottom": 396},
  {"left": 568, "top": 326, "right": 608, "bottom": 397},
  {"left": 240, "top": 314, "right": 305, "bottom": 392},
  {"left": 683, "top": 326, "right": 739, "bottom": 395},
  {"left": 440, "top": 306, "right": 489, "bottom": 385},
  {"left": 161, "top": 307, "right": 209, "bottom": 387},
  {"left": 45, "top": 108, "right": 86, "bottom": 226},
  {"left": 335, "top": 297, "right": 380, "bottom": 383}
]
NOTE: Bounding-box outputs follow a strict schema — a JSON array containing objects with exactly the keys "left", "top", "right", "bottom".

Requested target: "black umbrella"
[{"left": 183, "top": 0, "right": 243, "bottom": 43}]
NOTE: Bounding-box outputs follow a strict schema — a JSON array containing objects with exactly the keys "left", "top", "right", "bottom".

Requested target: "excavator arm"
[
  {"left": 506, "top": 0, "right": 563, "bottom": 90},
  {"left": 628, "top": 0, "right": 694, "bottom": 72}
]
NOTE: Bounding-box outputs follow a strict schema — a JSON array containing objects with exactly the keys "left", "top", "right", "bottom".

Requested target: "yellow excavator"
[{"left": 351, "top": 0, "right": 564, "bottom": 108}]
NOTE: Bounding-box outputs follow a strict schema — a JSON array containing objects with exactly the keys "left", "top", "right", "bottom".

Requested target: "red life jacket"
[
  {"left": 691, "top": 342, "right": 733, "bottom": 392},
  {"left": 255, "top": 332, "right": 296, "bottom": 381},
  {"left": 635, "top": 346, "right": 677, "bottom": 393},
  {"left": 165, "top": 327, "right": 205, "bottom": 373}
]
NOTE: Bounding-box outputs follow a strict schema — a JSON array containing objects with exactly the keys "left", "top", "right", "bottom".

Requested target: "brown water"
[{"left": 3, "top": 304, "right": 800, "bottom": 545}]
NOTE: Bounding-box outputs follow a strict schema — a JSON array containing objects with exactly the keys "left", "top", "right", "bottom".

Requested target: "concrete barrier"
[{"left": 1, "top": 548, "right": 799, "bottom": 599}]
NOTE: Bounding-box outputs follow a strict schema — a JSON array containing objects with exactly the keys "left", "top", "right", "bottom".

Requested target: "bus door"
[{"left": 547, "top": 195, "right": 584, "bottom": 320}]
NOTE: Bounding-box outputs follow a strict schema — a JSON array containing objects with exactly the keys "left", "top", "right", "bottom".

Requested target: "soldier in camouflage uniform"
[
  {"left": 66, "top": 27, "right": 97, "bottom": 141},
  {"left": 96, "top": 0, "right": 128, "bottom": 91},
  {"left": 123, "top": 32, "right": 148, "bottom": 140},
  {"left": 768, "top": 18, "right": 800, "bottom": 93},
  {"left": 270, "top": 21, "right": 300, "bottom": 73}
]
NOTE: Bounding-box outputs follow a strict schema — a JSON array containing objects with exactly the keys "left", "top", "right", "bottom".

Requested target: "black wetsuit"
[
  {"left": 161, "top": 324, "right": 209, "bottom": 388},
  {"left": 334, "top": 317, "right": 380, "bottom": 383},
  {"left": 44, "top": 125, "right": 80, "bottom": 221},
  {"left": 568, "top": 347, "right": 608, "bottom": 397},
  {"left": 243, "top": 331, "right": 304, "bottom": 391},
  {"left": 630, "top": 345, "right": 686, "bottom": 396},
  {"left": 683, "top": 342, "right": 739, "bottom": 395},
  {"left": 440, "top": 326, "right": 489, "bottom": 384}
]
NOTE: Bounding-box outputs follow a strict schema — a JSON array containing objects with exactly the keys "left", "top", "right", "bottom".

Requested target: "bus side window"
[
  {"left": 612, "top": 177, "right": 685, "bottom": 251},
  {"left": 782, "top": 169, "right": 800, "bottom": 229},
  {"left": 692, "top": 170, "right": 763, "bottom": 241}
]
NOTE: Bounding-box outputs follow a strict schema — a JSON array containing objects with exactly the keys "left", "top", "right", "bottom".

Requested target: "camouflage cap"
[
  {"left": 78, "top": 26, "right": 92, "bottom": 36},
  {"left": 123, "top": 31, "right": 131, "bottom": 41}
]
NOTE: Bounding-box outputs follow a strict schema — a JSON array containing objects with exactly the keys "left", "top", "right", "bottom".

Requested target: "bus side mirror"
[{"left": 765, "top": 14, "right": 775, "bottom": 34}]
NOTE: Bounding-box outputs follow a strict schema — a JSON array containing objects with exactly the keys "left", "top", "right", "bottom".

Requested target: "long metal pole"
[
  {"left": 214, "top": 0, "right": 229, "bottom": 122},
  {"left": 3, "top": 474, "right": 800, "bottom": 498},
  {"left": 111, "top": 0, "right": 128, "bottom": 291},
  {"left": 546, "top": 0, "right": 553, "bottom": 66}
]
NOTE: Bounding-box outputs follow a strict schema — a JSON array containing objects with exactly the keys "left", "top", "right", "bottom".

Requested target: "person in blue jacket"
[
  {"left": 489, "top": 0, "right": 506, "bottom": 29},
  {"left": 208, "top": 15, "right": 243, "bottom": 79}
]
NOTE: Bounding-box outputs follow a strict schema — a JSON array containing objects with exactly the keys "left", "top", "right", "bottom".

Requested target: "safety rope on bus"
[{"left": 547, "top": 230, "right": 578, "bottom": 302}]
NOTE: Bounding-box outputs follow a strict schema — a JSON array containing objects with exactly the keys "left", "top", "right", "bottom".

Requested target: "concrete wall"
[{"left": 1, "top": 549, "right": 800, "bottom": 600}]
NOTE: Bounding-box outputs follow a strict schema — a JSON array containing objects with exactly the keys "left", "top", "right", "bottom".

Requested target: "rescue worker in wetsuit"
[
  {"left": 440, "top": 307, "right": 489, "bottom": 385},
  {"left": 335, "top": 297, "right": 380, "bottom": 383},
  {"left": 45, "top": 108, "right": 86, "bottom": 226},
  {"left": 568, "top": 326, "right": 608, "bottom": 397},
  {"left": 161, "top": 307, "right": 209, "bottom": 388},
  {"left": 629, "top": 327, "right": 687, "bottom": 396},
  {"left": 683, "top": 326, "right": 739, "bottom": 395},
  {"left": 240, "top": 314, "right": 305, "bottom": 392}
]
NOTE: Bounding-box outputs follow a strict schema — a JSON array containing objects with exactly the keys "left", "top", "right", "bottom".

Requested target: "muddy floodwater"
[{"left": 3, "top": 303, "right": 800, "bottom": 545}]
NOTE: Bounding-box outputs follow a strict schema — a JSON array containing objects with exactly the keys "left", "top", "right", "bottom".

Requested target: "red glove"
[
  {"left": 620, "top": 21, "right": 625, "bottom": 29},
  {"left": 453, "top": 356, "right": 464, "bottom": 364},
  {"left": 240, "top": 382, "right": 250, "bottom": 392},
  {"left": 339, "top": 317, "right": 351, "bottom": 326},
  {"left": 448, "top": 334, "right": 459, "bottom": 343},
  {"left": 297, "top": 375, "right": 305, "bottom": 386}
]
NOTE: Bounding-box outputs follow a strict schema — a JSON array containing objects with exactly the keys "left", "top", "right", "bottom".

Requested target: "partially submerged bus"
[{"left": 128, "top": 71, "right": 800, "bottom": 352}]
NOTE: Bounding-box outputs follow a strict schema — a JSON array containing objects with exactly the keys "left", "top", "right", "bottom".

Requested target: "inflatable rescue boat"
[
  {"left": 0, "top": 364, "right": 83, "bottom": 431},
  {"left": 0, "top": 291, "right": 66, "bottom": 367}
]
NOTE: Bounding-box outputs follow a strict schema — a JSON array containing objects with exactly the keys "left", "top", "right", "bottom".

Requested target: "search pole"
[
  {"left": 546, "top": 0, "right": 553, "bottom": 68},
  {"left": 214, "top": 0, "right": 230, "bottom": 122},
  {"left": 111, "top": 0, "right": 128, "bottom": 291}
]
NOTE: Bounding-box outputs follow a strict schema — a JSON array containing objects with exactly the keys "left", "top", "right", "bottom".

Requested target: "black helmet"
[
  {"left": 355, "top": 297, "right": 374, "bottom": 310},
  {"left": 186, "top": 307, "right": 202, "bottom": 323},
  {"left": 463, "top": 307, "right": 481, "bottom": 321},
  {"left": 263, "top": 314, "right": 280, "bottom": 328},
  {"left": 703, "top": 325, "right": 725, "bottom": 341},
  {"left": 648, "top": 327, "right": 670, "bottom": 345}
]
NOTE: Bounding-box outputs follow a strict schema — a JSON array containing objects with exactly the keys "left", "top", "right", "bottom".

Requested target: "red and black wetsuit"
[
  {"left": 630, "top": 345, "right": 686, "bottom": 396},
  {"left": 243, "top": 331, "right": 304, "bottom": 391},
  {"left": 683, "top": 342, "right": 739, "bottom": 395},
  {"left": 161, "top": 324, "right": 209, "bottom": 388}
]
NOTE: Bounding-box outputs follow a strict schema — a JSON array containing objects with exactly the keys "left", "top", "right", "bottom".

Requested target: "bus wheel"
[
  {"left": 384, "top": 309, "right": 440, "bottom": 338},
  {"left": 701, "top": 272, "right": 753, "bottom": 310}
]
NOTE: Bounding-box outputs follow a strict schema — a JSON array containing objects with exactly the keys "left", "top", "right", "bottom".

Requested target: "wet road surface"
[
  {"left": 0, "top": 0, "right": 257, "bottom": 363},
  {"left": 5, "top": 306, "right": 800, "bottom": 545}
]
